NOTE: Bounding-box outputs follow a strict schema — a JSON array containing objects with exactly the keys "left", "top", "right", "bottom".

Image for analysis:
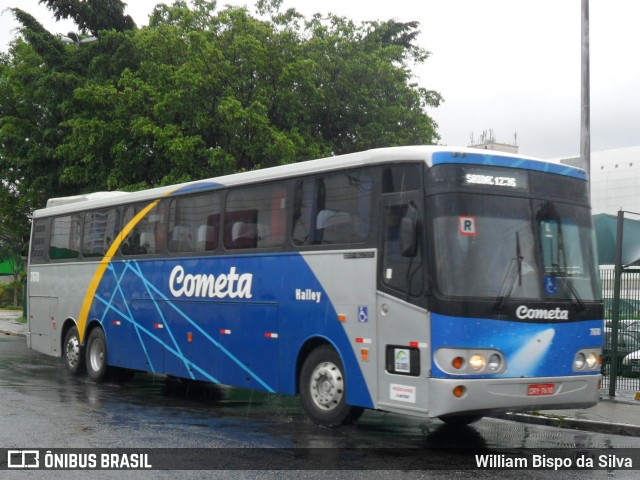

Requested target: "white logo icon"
[{"left": 8, "top": 450, "right": 39, "bottom": 469}]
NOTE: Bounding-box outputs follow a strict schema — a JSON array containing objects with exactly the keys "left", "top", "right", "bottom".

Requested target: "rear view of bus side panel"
[{"left": 27, "top": 263, "right": 97, "bottom": 358}]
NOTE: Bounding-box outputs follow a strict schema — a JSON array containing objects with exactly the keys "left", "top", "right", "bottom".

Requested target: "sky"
[{"left": 1, "top": 0, "right": 639, "bottom": 160}]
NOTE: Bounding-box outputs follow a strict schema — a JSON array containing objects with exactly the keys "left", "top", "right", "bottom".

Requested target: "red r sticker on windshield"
[{"left": 459, "top": 216, "right": 477, "bottom": 236}]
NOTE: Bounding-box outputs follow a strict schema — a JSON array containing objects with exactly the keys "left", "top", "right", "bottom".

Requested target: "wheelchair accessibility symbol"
[
  {"left": 358, "top": 306, "right": 368, "bottom": 323},
  {"left": 544, "top": 275, "right": 558, "bottom": 295}
]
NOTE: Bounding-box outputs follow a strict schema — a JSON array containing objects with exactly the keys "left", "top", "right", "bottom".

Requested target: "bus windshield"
[{"left": 431, "top": 193, "right": 600, "bottom": 303}]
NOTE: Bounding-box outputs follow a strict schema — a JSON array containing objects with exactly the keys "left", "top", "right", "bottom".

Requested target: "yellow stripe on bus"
[{"left": 76, "top": 198, "right": 162, "bottom": 343}]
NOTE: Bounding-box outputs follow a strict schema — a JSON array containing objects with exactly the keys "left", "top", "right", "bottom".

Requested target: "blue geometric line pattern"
[
  {"left": 94, "top": 291, "right": 220, "bottom": 383},
  {"left": 94, "top": 262, "right": 217, "bottom": 382},
  {"left": 128, "top": 261, "right": 194, "bottom": 379},
  {"left": 102, "top": 262, "right": 156, "bottom": 372},
  {"left": 92, "top": 259, "right": 274, "bottom": 392}
]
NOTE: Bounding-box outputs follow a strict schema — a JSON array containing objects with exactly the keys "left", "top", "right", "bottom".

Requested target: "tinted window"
[
  {"left": 293, "top": 170, "right": 373, "bottom": 245},
  {"left": 224, "top": 184, "right": 287, "bottom": 249},
  {"left": 382, "top": 164, "right": 421, "bottom": 193},
  {"left": 382, "top": 203, "right": 424, "bottom": 295},
  {"left": 49, "top": 215, "right": 81, "bottom": 260},
  {"left": 168, "top": 193, "right": 221, "bottom": 253},
  {"left": 30, "top": 219, "right": 48, "bottom": 263},
  {"left": 121, "top": 201, "right": 166, "bottom": 255},
  {"left": 83, "top": 208, "right": 120, "bottom": 258}
]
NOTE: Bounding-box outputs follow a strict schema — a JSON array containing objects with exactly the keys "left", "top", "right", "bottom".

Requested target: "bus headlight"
[
  {"left": 585, "top": 352, "right": 598, "bottom": 369},
  {"left": 488, "top": 354, "right": 502, "bottom": 372},
  {"left": 434, "top": 349, "right": 506, "bottom": 375},
  {"left": 574, "top": 353, "right": 586, "bottom": 370},
  {"left": 573, "top": 349, "right": 601, "bottom": 371},
  {"left": 469, "top": 354, "right": 486, "bottom": 371}
]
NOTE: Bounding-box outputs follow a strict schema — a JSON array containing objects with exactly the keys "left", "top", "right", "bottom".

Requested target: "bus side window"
[
  {"left": 169, "top": 192, "right": 221, "bottom": 254},
  {"left": 224, "top": 184, "right": 286, "bottom": 250},
  {"left": 292, "top": 180, "right": 316, "bottom": 245},
  {"left": 49, "top": 215, "right": 81, "bottom": 260},
  {"left": 82, "top": 208, "right": 120, "bottom": 258},
  {"left": 293, "top": 171, "right": 372, "bottom": 246},
  {"left": 121, "top": 202, "right": 165, "bottom": 255},
  {"left": 382, "top": 164, "right": 421, "bottom": 194},
  {"left": 382, "top": 203, "right": 424, "bottom": 296},
  {"left": 30, "top": 219, "right": 48, "bottom": 264}
]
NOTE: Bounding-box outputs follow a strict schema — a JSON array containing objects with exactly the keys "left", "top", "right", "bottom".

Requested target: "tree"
[
  {"left": 39, "top": 0, "right": 136, "bottom": 34},
  {"left": 0, "top": 186, "right": 30, "bottom": 306},
  {"left": 0, "top": 0, "right": 442, "bottom": 251}
]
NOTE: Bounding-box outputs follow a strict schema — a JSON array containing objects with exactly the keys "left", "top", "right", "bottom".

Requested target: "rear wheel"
[
  {"left": 86, "top": 328, "right": 108, "bottom": 382},
  {"left": 300, "top": 345, "right": 364, "bottom": 427},
  {"left": 63, "top": 326, "right": 85, "bottom": 376}
]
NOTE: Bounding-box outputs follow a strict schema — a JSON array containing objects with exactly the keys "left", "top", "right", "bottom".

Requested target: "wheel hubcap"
[
  {"left": 89, "top": 340, "right": 104, "bottom": 372},
  {"left": 310, "top": 361, "right": 344, "bottom": 411},
  {"left": 65, "top": 336, "right": 80, "bottom": 367}
]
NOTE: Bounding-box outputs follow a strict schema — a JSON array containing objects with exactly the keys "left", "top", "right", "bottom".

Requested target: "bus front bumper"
[{"left": 428, "top": 375, "right": 601, "bottom": 419}]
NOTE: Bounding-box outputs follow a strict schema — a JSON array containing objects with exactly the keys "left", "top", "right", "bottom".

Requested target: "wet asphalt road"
[{"left": 1, "top": 335, "right": 640, "bottom": 479}]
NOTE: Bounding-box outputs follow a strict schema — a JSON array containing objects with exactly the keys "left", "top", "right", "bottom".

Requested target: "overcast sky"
[{"left": 1, "top": 0, "right": 639, "bottom": 160}]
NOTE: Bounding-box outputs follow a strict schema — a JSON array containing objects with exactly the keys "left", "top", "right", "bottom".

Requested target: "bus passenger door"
[{"left": 376, "top": 195, "right": 431, "bottom": 415}]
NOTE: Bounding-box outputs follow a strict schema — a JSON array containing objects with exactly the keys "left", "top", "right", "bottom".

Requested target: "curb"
[
  {"left": 0, "top": 330, "right": 25, "bottom": 337},
  {"left": 493, "top": 412, "right": 640, "bottom": 437},
  {"left": 0, "top": 329, "right": 24, "bottom": 337}
]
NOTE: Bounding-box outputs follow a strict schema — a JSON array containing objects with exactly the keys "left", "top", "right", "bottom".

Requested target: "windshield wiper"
[{"left": 495, "top": 232, "right": 523, "bottom": 311}]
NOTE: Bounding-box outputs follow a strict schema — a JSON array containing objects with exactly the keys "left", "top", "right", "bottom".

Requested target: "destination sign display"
[{"left": 462, "top": 167, "right": 528, "bottom": 190}]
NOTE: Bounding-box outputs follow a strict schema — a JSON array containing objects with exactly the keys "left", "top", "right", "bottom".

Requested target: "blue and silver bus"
[{"left": 27, "top": 146, "right": 603, "bottom": 426}]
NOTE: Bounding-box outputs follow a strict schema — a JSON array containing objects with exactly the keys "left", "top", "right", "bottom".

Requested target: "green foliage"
[
  {"left": 0, "top": 279, "right": 24, "bottom": 308},
  {"left": 39, "top": 0, "right": 136, "bottom": 34},
  {"left": 0, "top": 0, "right": 442, "bottom": 250}
]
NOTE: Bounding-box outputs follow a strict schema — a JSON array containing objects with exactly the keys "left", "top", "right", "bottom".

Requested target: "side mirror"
[{"left": 400, "top": 202, "right": 419, "bottom": 257}]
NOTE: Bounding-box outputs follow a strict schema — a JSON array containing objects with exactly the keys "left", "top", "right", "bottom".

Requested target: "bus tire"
[
  {"left": 300, "top": 345, "right": 363, "bottom": 427},
  {"left": 63, "top": 326, "right": 85, "bottom": 376},
  {"left": 86, "top": 327, "right": 108, "bottom": 382}
]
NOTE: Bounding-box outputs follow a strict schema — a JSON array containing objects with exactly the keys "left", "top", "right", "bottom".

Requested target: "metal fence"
[{"left": 600, "top": 268, "right": 640, "bottom": 392}]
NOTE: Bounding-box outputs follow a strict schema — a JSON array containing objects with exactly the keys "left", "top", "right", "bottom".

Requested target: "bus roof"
[{"left": 34, "top": 145, "right": 584, "bottom": 218}]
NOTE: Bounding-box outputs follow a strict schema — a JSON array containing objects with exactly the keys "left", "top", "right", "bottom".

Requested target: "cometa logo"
[
  {"left": 169, "top": 265, "right": 253, "bottom": 299},
  {"left": 516, "top": 305, "right": 569, "bottom": 320}
]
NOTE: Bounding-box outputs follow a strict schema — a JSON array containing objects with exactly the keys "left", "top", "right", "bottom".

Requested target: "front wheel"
[
  {"left": 85, "top": 327, "right": 108, "bottom": 382},
  {"left": 63, "top": 326, "right": 85, "bottom": 376},
  {"left": 300, "top": 345, "right": 364, "bottom": 427}
]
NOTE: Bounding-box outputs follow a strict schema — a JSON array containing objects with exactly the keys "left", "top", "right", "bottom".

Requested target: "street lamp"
[
  {"left": 59, "top": 32, "right": 98, "bottom": 46},
  {"left": 581, "top": 0, "right": 590, "bottom": 189}
]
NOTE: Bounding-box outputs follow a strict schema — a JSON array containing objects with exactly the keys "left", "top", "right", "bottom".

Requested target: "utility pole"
[{"left": 581, "top": 0, "right": 591, "bottom": 188}]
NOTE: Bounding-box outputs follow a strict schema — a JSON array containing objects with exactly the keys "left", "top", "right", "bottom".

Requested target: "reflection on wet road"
[{"left": 1, "top": 336, "right": 639, "bottom": 478}]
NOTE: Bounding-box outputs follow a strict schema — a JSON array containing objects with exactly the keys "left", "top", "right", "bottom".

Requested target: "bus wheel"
[
  {"left": 438, "top": 414, "right": 482, "bottom": 426},
  {"left": 86, "top": 328, "right": 108, "bottom": 382},
  {"left": 63, "top": 326, "right": 85, "bottom": 376},
  {"left": 300, "top": 346, "right": 363, "bottom": 427}
]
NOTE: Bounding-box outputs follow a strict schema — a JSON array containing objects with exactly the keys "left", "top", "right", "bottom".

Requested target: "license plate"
[{"left": 528, "top": 383, "right": 555, "bottom": 396}]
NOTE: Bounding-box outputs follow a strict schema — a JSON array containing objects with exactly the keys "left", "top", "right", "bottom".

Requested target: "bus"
[{"left": 26, "top": 146, "right": 603, "bottom": 427}]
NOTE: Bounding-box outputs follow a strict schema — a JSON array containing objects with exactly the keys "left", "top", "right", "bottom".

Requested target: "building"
[
  {"left": 562, "top": 146, "right": 640, "bottom": 216},
  {"left": 561, "top": 147, "right": 640, "bottom": 266},
  {"left": 468, "top": 130, "right": 519, "bottom": 154}
]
